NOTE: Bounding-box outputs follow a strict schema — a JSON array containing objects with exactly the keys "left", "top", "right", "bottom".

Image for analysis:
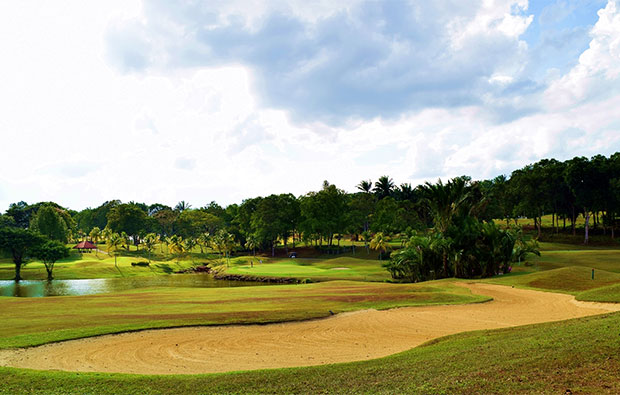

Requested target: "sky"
[{"left": 1, "top": 0, "right": 619, "bottom": 212}]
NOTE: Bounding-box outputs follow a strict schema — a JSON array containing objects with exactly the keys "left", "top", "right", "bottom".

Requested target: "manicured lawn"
[
  {"left": 529, "top": 247, "right": 620, "bottom": 273},
  {"left": 1, "top": 311, "right": 618, "bottom": 394},
  {"left": 0, "top": 280, "right": 487, "bottom": 349},
  {"left": 486, "top": 266, "right": 620, "bottom": 295},
  {"left": 224, "top": 255, "right": 389, "bottom": 281},
  {"left": 577, "top": 283, "right": 620, "bottom": 303}
]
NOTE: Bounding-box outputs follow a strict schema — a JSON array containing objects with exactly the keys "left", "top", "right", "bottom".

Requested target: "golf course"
[
  {"left": 3, "top": 154, "right": 620, "bottom": 393},
  {"left": 1, "top": 234, "right": 620, "bottom": 393}
]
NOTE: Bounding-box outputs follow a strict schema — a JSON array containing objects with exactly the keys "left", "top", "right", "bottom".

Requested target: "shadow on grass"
[{"left": 154, "top": 264, "right": 174, "bottom": 274}]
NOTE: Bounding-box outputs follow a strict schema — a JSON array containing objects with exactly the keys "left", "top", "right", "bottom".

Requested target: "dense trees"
[{"left": 2, "top": 153, "right": 620, "bottom": 281}]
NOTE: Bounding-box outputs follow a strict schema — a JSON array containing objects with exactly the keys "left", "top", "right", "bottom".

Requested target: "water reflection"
[{"left": 0, "top": 275, "right": 268, "bottom": 297}]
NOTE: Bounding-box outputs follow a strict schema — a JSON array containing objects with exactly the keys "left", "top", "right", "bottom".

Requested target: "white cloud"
[
  {"left": 545, "top": 0, "right": 620, "bottom": 107},
  {"left": 0, "top": 1, "right": 619, "bottom": 213}
]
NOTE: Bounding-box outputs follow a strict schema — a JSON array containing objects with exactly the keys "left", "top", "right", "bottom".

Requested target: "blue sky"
[{"left": 1, "top": 0, "right": 619, "bottom": 211}]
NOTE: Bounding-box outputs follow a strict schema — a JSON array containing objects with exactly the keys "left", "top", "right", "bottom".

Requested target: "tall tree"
[
  {"left": 370, "top": 232, "right": 390, "bottom": 260},
  {"left": 29, "top": 205, "right": 71, "bottom": 243},
  {"left": 0, "top": 228, "right": 46, "bottom": 281},
  {"left": 5, "top": 201, "right": 32, "bottom": 229},
  {"left": 33, "top": 240, "right": 70, "bottom": 280},
  {"left": 107, "top": 233, "right": 123, "bottom": 268},
  {"left": 373, "top": 176, "right": 395, "bottom": 199},
  {"left": 174, "top": 201, "right": 192, "bottom": 212},
  {"left": 564, "top": 157, "right": 597, "bottom": 244},
  {"left": 356, "top": 180, "right": 373, "bottom": 193},
  {"left": 106, "top": 204, "right": 147, "bottom": 246}
]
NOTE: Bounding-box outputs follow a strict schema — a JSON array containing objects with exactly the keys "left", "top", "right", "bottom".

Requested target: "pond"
[{"left": 0, "top": 275, "right": 269, "bottom": 297}]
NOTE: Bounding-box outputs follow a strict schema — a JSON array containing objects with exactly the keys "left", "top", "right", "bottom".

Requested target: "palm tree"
[
  {"left": 426, "top": 178, "right": 476, "bottom": 231},
  {"left": 89, "top": 227, "right": 101, "bottom": 244},
  {"left": 356, "top": 180, "right": 373, "bottom": 193},
  {"left": 168, "top": 235, "right": 185, "bottom": 265},
  {"left": 211, "top": 231, "right": 225, "bottom": 260},
  {"left": 370, "top": 232, "right": 391, "bottom": 260},
  {"left": 420, "top": 177, "right": 475, "bottom": 276},
  {"left": 89, "top": 227, "right": 101, "bottom": 256},
  {"left": 143, "top": 233, "right": 158, "bottom": 263},
  {"left": 184, "top": 237, "right": 197, "bottom": 264},
  {"left": 373, "top": 176, "right": 394, "bottom": 199},
  {"left": 120, "top": 231, "right": 130, "bottom": 251},
  {"left": 197, "top": 232, "right": 211, "bottom": 254},
  {"left": 108, "top": 233, "right": 122, "bottom": 268},
  {"left": 245, "top": 235, "right": 258, "bottom": 255},
  {"left": 174, "top": 201, "right": 192, "bottom": 212},
  {"left": 397, "top": 183, "right": 414, "bottom": 201},
  {"left": 101, "top": 227, "right": 112, "bottom": 244},
  {"left": 361, "top": 230, "right": 372, "bottom": 255},
  {"left": 223, "top": 232, "right": 236, "bottom": 267}
]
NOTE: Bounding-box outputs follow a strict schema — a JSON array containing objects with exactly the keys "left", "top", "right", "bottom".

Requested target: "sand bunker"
[{"left": 1, "top": 283, "right": 618, "bottom": 375}]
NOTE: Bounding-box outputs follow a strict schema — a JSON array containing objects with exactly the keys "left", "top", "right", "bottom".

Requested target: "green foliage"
[
  {"left": 373, "top": 175, "right": 394, "bottom": 199},
  {"left": 32, "top": 240, "right": 69, "bottom": 280},
  {"left": 0, "top": 228, "right": 46, "bottom": 280},
  {"left": 370, "top": 232, "right": 390, "bottom": 260},
  {"left": 88, "top": 227, "right": 101, "bottom": 243},
  {"left": 106, "top": 204, "right": 147, "bottom": 242},
  {"left": 29, "top": 205, "right": 71, "bottom": 243},
  {"left": 176, "top": 209, "right": 222, "bottom": 239},
  {"left": 299, "top": 183, "right": 347, "bottom": 246}
]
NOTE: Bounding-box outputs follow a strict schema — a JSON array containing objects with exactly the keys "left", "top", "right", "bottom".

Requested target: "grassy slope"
[
  {"left": 487, "top": 266, "right": 620, "bottom": 294},
  {"left": 576, "top": 283, "right": 620, "bottom": 303},
  {"left": 0, "top": 280, "right": 487, "bottom": 349},
  {"left": 1, "top": 312, "right": 619, "bottom": 394}
]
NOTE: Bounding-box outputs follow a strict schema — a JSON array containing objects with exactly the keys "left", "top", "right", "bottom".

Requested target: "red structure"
[{"left": 73, "top": 240, "right": 97, "bottom": 253}]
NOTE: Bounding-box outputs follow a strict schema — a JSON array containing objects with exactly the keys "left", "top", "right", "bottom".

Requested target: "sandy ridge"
[{"left": 0, "top": 283, "right": 618, "bottom": 375}]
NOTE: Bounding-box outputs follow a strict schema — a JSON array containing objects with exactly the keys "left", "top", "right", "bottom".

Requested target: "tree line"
[{"left": 1, "top": 153, "right": 618, "bottom": 281}]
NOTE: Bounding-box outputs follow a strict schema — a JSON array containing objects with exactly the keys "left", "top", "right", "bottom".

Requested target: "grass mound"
[
  {"left": 489, "top": 266, "right": 620, "bottom": 294},
  {"left": 577, "top": 283, "right": 620, "bottom": 303}
]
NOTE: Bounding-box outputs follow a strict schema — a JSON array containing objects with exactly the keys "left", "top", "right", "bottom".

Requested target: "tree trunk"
[
  {"left": 14, "top": 263, "right": 22, "bottom": 282},
  {"left": 584, "top": 210, "right": 590, "bottom": 244},
  {"left": 563, "top": 216, "right": 566, "bottom": 231},
  {"left": 46, "top": 266, "right": 53, "bottom": 281},
  {"left": 572, "top": 206, "right": 576, "bottom": 236},
  {"left": 443, "top": 252, "right": 448, "bottom": 276}
]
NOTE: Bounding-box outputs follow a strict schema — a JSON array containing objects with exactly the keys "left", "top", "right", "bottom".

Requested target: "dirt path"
[{"left": 1, "top": 283, "right": 618, "bottom": 375}]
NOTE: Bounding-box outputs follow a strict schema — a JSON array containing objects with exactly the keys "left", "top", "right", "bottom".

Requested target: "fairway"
[{"left": 1, "top": 283, "right": 617, "bottom": 375}]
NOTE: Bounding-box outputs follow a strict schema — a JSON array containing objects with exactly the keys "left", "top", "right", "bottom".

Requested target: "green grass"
[
  {"left": 1, "top": 311, "right": 619, "bottom": 394},
  {"left": 486, "top": 266, "right": 620, "bottom": 295},
  {"left": 0, "top": 280, "right": 487, "bottom": 349},
  {"left": 529, "top": 247, "right": 620, "bottom": 273},
  {"left": 577, "top": 283, "right": 620, "bottom": 303},
  {"left": 0, "top": 250, "right": 221, "bottom": 280},
  {"left": 224, "top": 255, "right": 389, "bottom": 281}
]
